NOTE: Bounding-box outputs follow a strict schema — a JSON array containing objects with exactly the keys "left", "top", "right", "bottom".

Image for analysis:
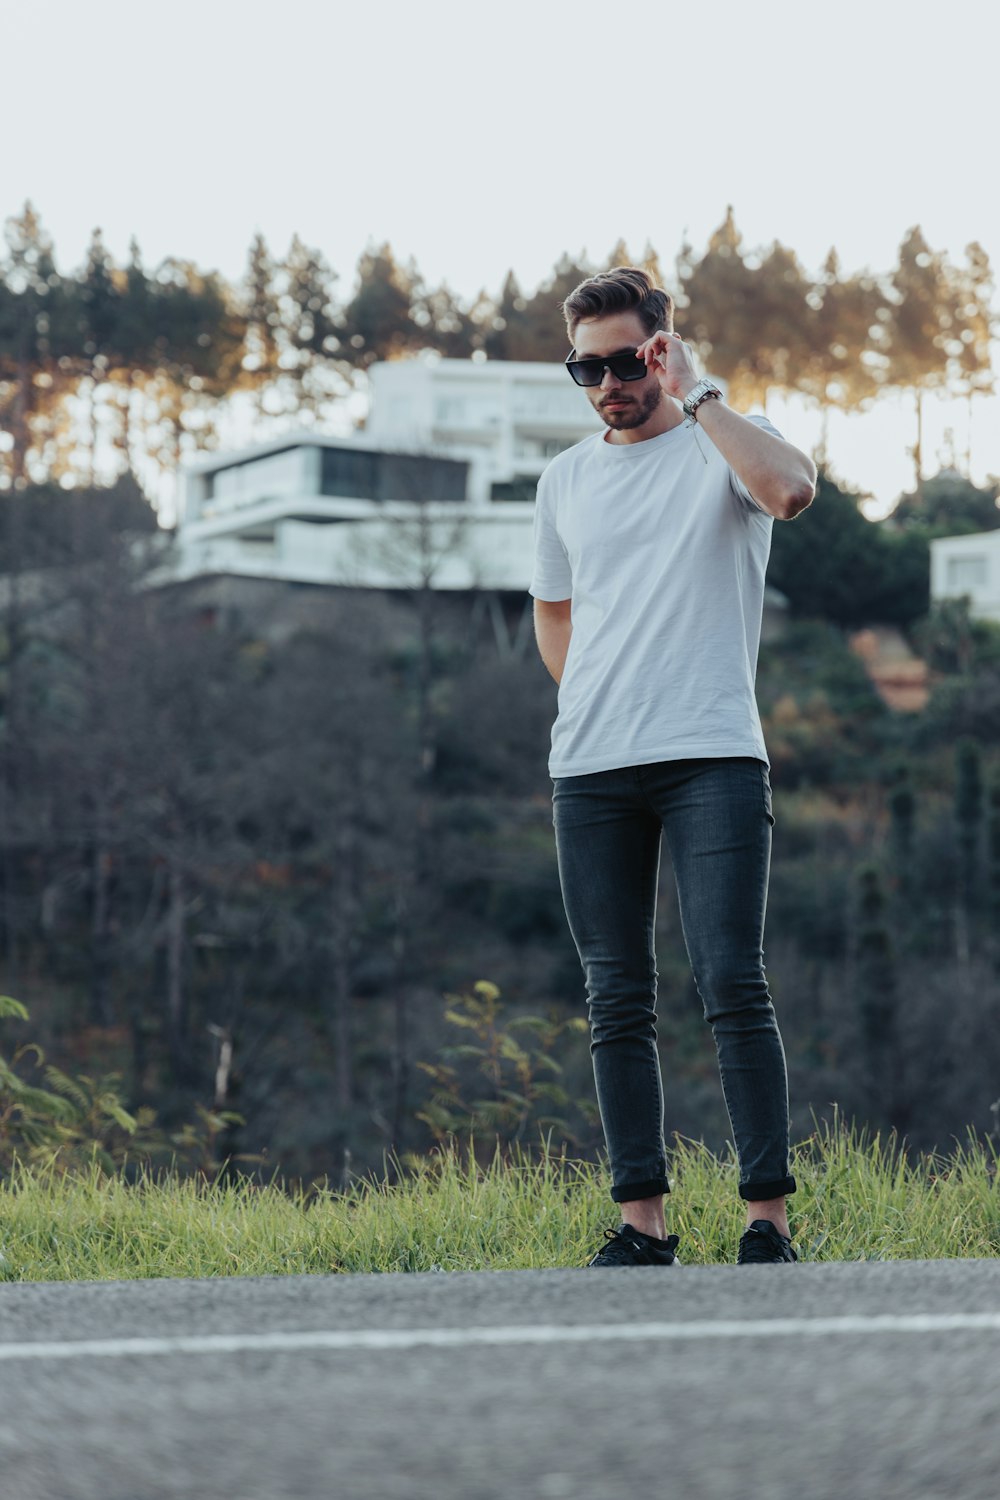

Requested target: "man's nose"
[{"left": 599, "top": 365, "right": 622, "bottom": 389}]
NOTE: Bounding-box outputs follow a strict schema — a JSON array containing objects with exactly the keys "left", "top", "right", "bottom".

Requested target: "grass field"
[{"left": 0, "top": 1115, "right": 997, "bottom": 1281}]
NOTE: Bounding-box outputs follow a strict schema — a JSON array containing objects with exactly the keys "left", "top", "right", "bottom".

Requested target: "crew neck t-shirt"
[{"left": 528, "top": 413, "right": 782, "bottom": 778}]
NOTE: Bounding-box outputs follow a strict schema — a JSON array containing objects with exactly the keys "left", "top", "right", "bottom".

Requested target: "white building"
[
  {"left": 365, "top": 350, "right": 603, "bottom": 503},
  {"left": 929, "top": 531, "right": 1000, "bottom": 621},
  {"left": 159, "top": 354, "right": 787, "bottom": 638},
  {"left": 163, "top": 355, "right": 606, "bottom": 595},
  {"left": 168, "top": 433, "right": 511, "bottom": 592}
]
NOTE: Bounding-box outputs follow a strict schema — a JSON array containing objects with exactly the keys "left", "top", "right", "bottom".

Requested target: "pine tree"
[
  {"left": 412, "top": 279, "right": 474, "bottom": 360},
  {"left": 340, "top": 242, "right": 419, "bottom": 368},
  {"left": 879, "top": 227, "right": 963, "bottom": 493},
  {"left": 676, "top": 208, "right": 759, "bottom": 408},
  {"left": 522, "top": 251, "right": 596, "bottom": 360},
  {"left": 949, "top": 241, "right": 996, "bottom": 472},
  {"left": 141, "top": 258, "right": 245, "bottom": 482},
  {"left": 639, "top": 241, "right": 669, "bottom": 297},
  {"left": 74, "top": 227, "right": 124, "bottom": 484},
  {"left": 239, "top": 232, "right": 283, "bottom": 419},
  {"left": 798, "top": 249, "right": 884, "bottom": 464},
  {"left": 483, "top": 270, "right": 531, "bottom": 360},
  {"left": 465, "top": 284, "right": 496, "bottom": 355},
  {"left": 110, "top": 237, "right": 159, "bottom": 478},
  {"left": 747, "top": 239, "right": 813, "bottom": 412},
  {"left": 0, "top": 201, "right": 70, "bottom": 486},
  {"left": 277, "top": 234, "right": 348, "bottom": 421},
  {"left": 604, "top": 237, "right": 631, "bottom": 270}
]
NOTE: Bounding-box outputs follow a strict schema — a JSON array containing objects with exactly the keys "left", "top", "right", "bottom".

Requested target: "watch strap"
[{"left": 682, "top": 379, "right": 722, "bottom": 420}]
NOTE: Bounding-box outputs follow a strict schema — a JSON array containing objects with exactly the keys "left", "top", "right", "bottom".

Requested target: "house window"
[
  {"left": 947, "top": 555, "right": 987, "bottom": 591},
  {"left": 320, "top": 447, "right": 468, "bottom": 502},
  {"left": 320, "top": 447, "right": 379, "bottom": 499},
  {"left": 207, "top": 446, "right": 303, "bottom": 509},
  {"left": 490, "top": 478, "right": 537, "bottom": 504}
]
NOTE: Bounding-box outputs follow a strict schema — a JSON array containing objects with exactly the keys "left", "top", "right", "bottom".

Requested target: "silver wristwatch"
[{"left": 682, "top": 377, "right": 723, "bottom": 421}]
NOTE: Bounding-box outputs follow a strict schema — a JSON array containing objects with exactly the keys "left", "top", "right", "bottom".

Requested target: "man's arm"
[
  {"left": 635, "top": 330, "right": 817, "bottom": 521},
  {"left": 533, "top": 597, "right": 572, "bottom": 684},
  {"left": 682, "top": 397, "right": 816, "bottom": 521}
]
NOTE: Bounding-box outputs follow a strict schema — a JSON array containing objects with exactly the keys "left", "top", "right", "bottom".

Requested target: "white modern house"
[
  {"left": 156, "top": 353, "right": 788, "bottom": 642},
  {"left": 929, "top": 531, "right": 1000, "bottom": 621},
  {"left": 168, "top": 434, "right": 503, "bottom": 592},
  {"left": 163, "top": 354, "right": 603, "bottom": 595},
  {"left": 365, "top": 350, "right": 604, "bottom": 503}
]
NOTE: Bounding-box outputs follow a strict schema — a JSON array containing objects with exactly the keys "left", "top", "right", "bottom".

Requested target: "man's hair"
[{"left": 561, "top": 266, "right": 674, "bottom": 344}]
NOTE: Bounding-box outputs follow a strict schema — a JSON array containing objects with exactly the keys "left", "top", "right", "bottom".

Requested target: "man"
[{"left": 529, "top": 266, "right": 816, "bottom": 1267}]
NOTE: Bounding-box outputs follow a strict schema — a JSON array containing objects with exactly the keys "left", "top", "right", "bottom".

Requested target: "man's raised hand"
[{"left": 635, "top": 330, "right": 699, "bottom": 403}]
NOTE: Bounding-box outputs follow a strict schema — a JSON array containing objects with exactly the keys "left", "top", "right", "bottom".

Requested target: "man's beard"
[{"left": 595, "top": 383, "right": 663, "bottom": 430}]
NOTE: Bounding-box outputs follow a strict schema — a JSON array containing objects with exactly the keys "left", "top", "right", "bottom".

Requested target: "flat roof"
[{"left": 181, "top": 431, "right": 469, "bottom": 477}]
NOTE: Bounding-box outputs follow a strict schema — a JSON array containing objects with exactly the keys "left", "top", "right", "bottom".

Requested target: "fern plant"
[
  {"left": 415, "top": 979, "right": 596, "bottom": 1161},
  {"left": 0, "top": 994, "right": 258, "bottom": 1179}
]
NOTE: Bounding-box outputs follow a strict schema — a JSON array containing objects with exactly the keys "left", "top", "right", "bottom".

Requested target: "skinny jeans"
[{"left": 551, "top": 756, "right": 797, "bottom": 1205}]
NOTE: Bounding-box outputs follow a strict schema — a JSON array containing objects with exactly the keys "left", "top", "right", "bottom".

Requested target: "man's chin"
[{"left": 602, "top": 405, "right": 645, "bottom": 429}]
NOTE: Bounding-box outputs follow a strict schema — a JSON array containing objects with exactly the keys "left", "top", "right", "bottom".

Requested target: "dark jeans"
[{"left": 552, "top": 756, "right": 797, "bottom": 1205}]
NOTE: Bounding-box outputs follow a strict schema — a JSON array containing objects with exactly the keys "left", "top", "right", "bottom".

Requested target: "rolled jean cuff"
[
  {"left": 738, "top": 1174, "right": 797, "bottom": 1201},
  {"left": 611, "top": 1176, "right": 670, "bottom": 1203}
]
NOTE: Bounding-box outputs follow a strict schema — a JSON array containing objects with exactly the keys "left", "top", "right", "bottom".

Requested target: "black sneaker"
[
  {"left": 586, "top": 1223, "right": 681, "bottom": 1268},
  {"left": 737, "top": 1219, "right": 798, "bottom": 1264}
]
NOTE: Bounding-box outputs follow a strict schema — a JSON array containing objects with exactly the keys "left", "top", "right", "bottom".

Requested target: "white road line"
[{"left": 1, "top": 1313, "right": 999, "bottom": 1362}]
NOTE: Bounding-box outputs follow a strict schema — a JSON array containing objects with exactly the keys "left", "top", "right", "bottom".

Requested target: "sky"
[{"left": 7, "top": 0, "right": 1000, "bottom": 519}]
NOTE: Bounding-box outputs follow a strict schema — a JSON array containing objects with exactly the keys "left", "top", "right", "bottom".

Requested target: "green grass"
[{"left": 1, "top": 1116, "right": 997, "bottom": 1282}]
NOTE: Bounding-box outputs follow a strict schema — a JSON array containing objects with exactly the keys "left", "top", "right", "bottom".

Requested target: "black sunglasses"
[{"left": 564, "top": 346, "right": 648, "bottom": 387}]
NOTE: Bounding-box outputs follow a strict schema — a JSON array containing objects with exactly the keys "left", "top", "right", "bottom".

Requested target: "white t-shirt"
[{"left": 529, "top": 412, "right": 781, "bottom": 778}]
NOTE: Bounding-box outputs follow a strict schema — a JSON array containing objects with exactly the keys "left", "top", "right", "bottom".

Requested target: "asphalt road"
[{"left": 1, "top": 1258, "right": 998, "bottom": 1500}]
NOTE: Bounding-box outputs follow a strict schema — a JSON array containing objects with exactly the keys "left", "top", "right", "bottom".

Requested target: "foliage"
[
  {"left": 0, "top": 472, "right": 158, "bottom": 572},
  {"left": 767, "top": 470, "right": 930, "bottom": 626},
  {"left": 676, "top": 209, "right": 815, "bottom": 410},
  {"left": 414, "top": 979, "right": 594, "bottom": 1157},
  {"left": 0, "top": 994, "right": 255, "bottom": 1179},
  {"left": 754, "top": 616, "right": 888, "bottom": 787},
  {"left": 911, "top": 601, "right": 1000, "bottom": 742},
  {"left": 797, "top": 248, "right": 883, "bottom": 420},
  {"left": 887, "top": 470, "right": 1000, "bottom": 535},
  {"left": 2, "top": 201, "right": 995, "bottom": 495},
  {"left": 911, "top": 596, "right": 1000, "bottom": 675}
]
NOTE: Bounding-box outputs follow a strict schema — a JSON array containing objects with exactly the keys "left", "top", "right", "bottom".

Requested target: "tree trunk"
[
  {"left": 128, "top": 988, "right": 149, "bottom": 1096},
  {"left": 87, "top": 370, "right": 100, "bottom": 488},
  {"left": 913, "top": 389, "right": 924, "bottom": 494},
  {"left": 166, "top": 852, "right": 189, "bottom": 1077},
  {"left": 208, "top": 1008, "right": 242, "bottom": 1184},
  {"left": 387, "top": 575, "right": 440, "bottom": 1157},
  {"left": 389, "top": 884, "right": 411, "bottom": 1169},
  {"left": 116, "top": 369, "right": 136, "bottom": 476},
  {"left": 0, "top": 490, "right": 28, "bottom": 987},
  {"left": 954, "top": 900, "right": 971, "bottom": 968},
  {"left": 0, "top": 766, "right": 19, "bottom": 991},
  {"left": 327, "top": 819, "right": 357, "bottom": 1121},
  {"left": 90, "top": 832, "right": 115, "bottom": 1027},
  {"left": 11, "top": 341, "right": 31, "bottom": 484}
]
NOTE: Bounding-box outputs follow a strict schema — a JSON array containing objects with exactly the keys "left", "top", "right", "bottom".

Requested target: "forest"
[
  {"left": 2, "top": 203, "right": 1000, "bottom": 1189},
  {"left": 1, "top": 202, "right": 994, "bottom": 497}
]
